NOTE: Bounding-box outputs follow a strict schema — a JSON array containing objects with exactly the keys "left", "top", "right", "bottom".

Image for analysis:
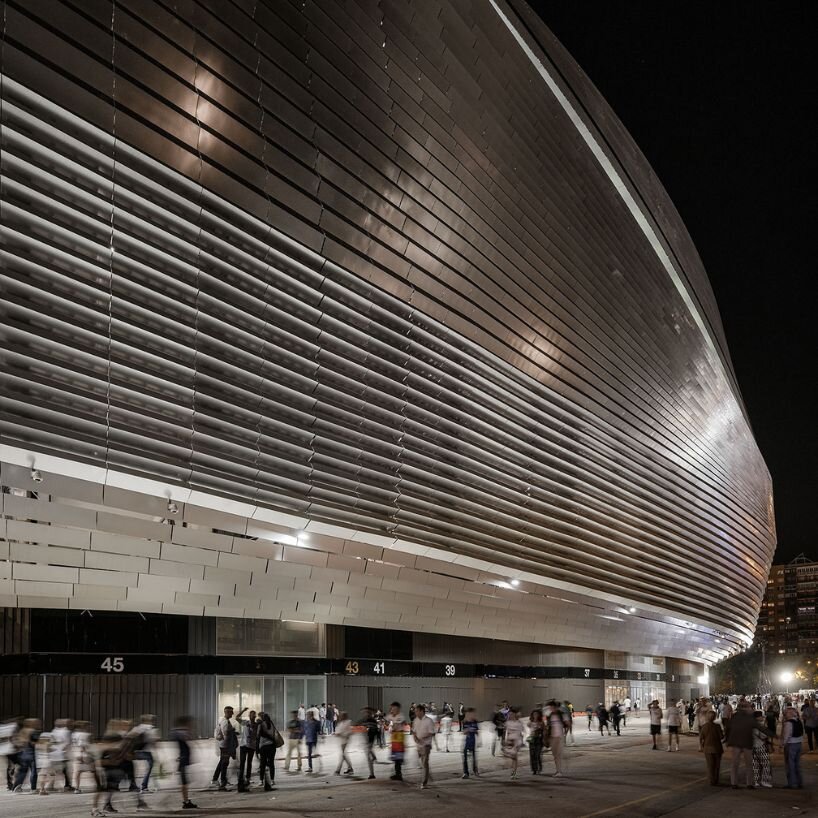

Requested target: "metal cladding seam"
[{"left": 0, "top": 0, "right": 775, "bottom": 652}]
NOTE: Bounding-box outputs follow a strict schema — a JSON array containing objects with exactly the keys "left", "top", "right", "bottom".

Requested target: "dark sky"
[{"left": 532, "top": 0, "right": 817, "bottom": 564}]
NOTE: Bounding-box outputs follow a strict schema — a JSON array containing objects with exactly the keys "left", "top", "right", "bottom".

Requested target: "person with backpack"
[
  {"left": 211, "top": 705, "right": 244, "bottom": 791},
  {"left": 781, "top": 705, "right": 804, "bottom": 788}
]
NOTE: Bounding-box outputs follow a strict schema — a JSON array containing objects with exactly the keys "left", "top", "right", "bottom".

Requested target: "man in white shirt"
[
  {"left": 665, "top": 702, "right": 682, "bottom": 751},
  {"left": 411, "top": 704, "right": 436, "bottom": 789},
  {"left": 297, "top": 704, "right": 306, "bottom": 721}
]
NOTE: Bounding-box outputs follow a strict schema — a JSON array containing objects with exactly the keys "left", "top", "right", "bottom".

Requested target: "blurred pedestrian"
[{"left": 169, "top": 715, "right": 197, "bottom": 810}]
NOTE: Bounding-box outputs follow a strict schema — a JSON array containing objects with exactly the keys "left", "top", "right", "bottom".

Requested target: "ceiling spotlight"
[
  {"left": 30, "top": 468, "right": 43, "bottom": 483},
  {"left": 297, "top": 531, "right": 309, "bottom": 541},
  {"left": 167, "top": 500, "right": 179, "bottom": 514},
  {"left": 510, "top": 579, "right": 520, "bottom": 587},
  {"left": 628, "top": 606, "right": 636, "bottom": 613}
]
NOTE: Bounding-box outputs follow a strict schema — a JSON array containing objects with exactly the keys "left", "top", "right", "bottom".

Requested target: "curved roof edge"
[{"left": 497, "top": 0, "right": 748, "bottom": 422}]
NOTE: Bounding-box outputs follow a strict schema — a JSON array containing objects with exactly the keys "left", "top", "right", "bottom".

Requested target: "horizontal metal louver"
[{"left": 0, "top": 0, "right": 774, "bottom": 655}]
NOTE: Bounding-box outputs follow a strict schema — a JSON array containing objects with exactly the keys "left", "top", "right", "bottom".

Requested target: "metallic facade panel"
[{"left": 0, "top": 1, "right": 774, "bottom": 661}]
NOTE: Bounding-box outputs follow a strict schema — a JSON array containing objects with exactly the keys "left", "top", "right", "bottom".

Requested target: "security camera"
[
  {"left": 30, "top": 469, "right": 43, "bottom": 483},
  {"left": 167, "top": 500, "right": 179, "bottom": 514}
]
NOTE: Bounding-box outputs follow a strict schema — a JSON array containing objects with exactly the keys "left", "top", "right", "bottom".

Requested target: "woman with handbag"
[{"left": 256, "top": 713, "right": 281, "bottom": 791}]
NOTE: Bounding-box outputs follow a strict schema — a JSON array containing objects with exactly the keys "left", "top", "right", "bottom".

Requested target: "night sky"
[{"left": 533, "top": 1, "right": 817, "bottom": 564}]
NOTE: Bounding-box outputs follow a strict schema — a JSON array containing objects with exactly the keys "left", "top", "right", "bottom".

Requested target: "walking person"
[
  {"left": 256, "top": 712, "right": 279, "bottom": 791},
  {"left": 458, "top": 703, "right": 465, "bottom": 733},
  {"left": 527, "top": 710, "right": 544, "bottom": 775},
  {"left": 11, "top": 719, "right": 41, "bottom": 793},
  {"left": 563, "top": 701, "right": 575, "bottom": 744},
  {"left": 546, "top": 700, "right": 568, "bottom": 778},
  {"left": 388, "top": 702, "right": 406, "bottom": 781},
  {"left": 596, "top": 703, "right": 611, "bottom": 736},
  {"left": 412, "top": 704, "right": 436, "bottom": 789},
  {"left": 50, "top": 719, "right": 74, "bottom": 791},
  {"left": 585, "top": 704, "right": 594, "bottom": 731},
  {"left": 461, "top": 708, "right": 479, "bottom": 778},
  {"left": 128, "top": 714, "right": 158, "bottom": 794},
  {"left": 71, "top": 721, "right": 95, "bottom": 793},
  {"left": 284, "top": 711, "right": 303, "bottom": 772},
  {"left": 334, "top": 712, "right": 354, "bottom": 776},
  {"left": 751, "top": 710, "right": 773, "bottom": 788},
  {"left": 237, "top": 709, "right": 257, "bottom": 791},
  {"left": 725, "top": 700, "right": 755, "bottom": 789},
  {"left": 91, "top": 724, "right": 146, "bottom": 816},
  {"left": 169, "top": 715, "right": 198, "bottom": 810},
  {"left": 781, "top": 705, "right": 804, "bottom": 789},
  {"left": 303, "top": 710, "right": 320, "bottom": 773},
  {"left": 801, "top": 698, "right": 818, "bottom": 752},
  {"left": 610, "top": 701, "right": 622, "bottom": 736},
  {"left": 502, "top": 708, "right": 524, "bottom": 780},
  {"left": 648, "top": 700, "right": 663, "bottom": 750},
  {"left": 699, "top": 711, "right": 724, "bottom": 786},
  {"left": 358, "top": 707, "right": 379, "bottom": 779}
]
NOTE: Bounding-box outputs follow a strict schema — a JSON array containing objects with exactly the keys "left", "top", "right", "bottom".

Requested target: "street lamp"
[{"left": 780, "top": 671, "right": 793, "bottom": 694}]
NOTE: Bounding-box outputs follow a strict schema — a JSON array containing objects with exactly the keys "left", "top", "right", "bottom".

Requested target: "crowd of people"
[
  {"left": 638, "top": 692, "right": 816, "bottom": 790},
  {"left": 2, "top": 691, "right": 814, "bottom": 811}
]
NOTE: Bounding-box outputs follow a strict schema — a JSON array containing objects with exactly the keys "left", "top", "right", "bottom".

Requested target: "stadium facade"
[{"left": 0, "top": 0, "right": 774, "bottom": 727}]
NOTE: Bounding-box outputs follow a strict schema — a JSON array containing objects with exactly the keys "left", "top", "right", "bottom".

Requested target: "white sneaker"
[{"left": 554, "top": 772, "right": 564, "bottom": 778}]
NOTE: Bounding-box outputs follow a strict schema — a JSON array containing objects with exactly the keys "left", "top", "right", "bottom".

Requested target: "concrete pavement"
[{"left": 1, "top": 720, "right": 815, "bottom": 817}]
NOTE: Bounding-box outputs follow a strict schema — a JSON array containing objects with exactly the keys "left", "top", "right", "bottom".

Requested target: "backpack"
[{"left": 790, "top": 718, "right": 804, "bottom": 738}]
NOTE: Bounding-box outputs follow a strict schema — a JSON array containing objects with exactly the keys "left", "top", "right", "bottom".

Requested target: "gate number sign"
[{"left": 100, "top": 657, "right": 124, "bottom": 673}]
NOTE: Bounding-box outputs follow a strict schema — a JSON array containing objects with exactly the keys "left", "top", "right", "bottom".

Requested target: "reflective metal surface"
[{"left": 0, "top": 1, "right": 775, "bottom": 660}]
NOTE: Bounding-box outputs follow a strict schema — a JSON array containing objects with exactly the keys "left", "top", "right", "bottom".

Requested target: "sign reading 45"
[{"left": 100, "top": 657, "right": 124, "bottom": 673}]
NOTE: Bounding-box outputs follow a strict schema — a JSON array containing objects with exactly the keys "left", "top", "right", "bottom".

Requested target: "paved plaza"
[{"left": 1, "top": 721, "right": 815, "bottom": 818}]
